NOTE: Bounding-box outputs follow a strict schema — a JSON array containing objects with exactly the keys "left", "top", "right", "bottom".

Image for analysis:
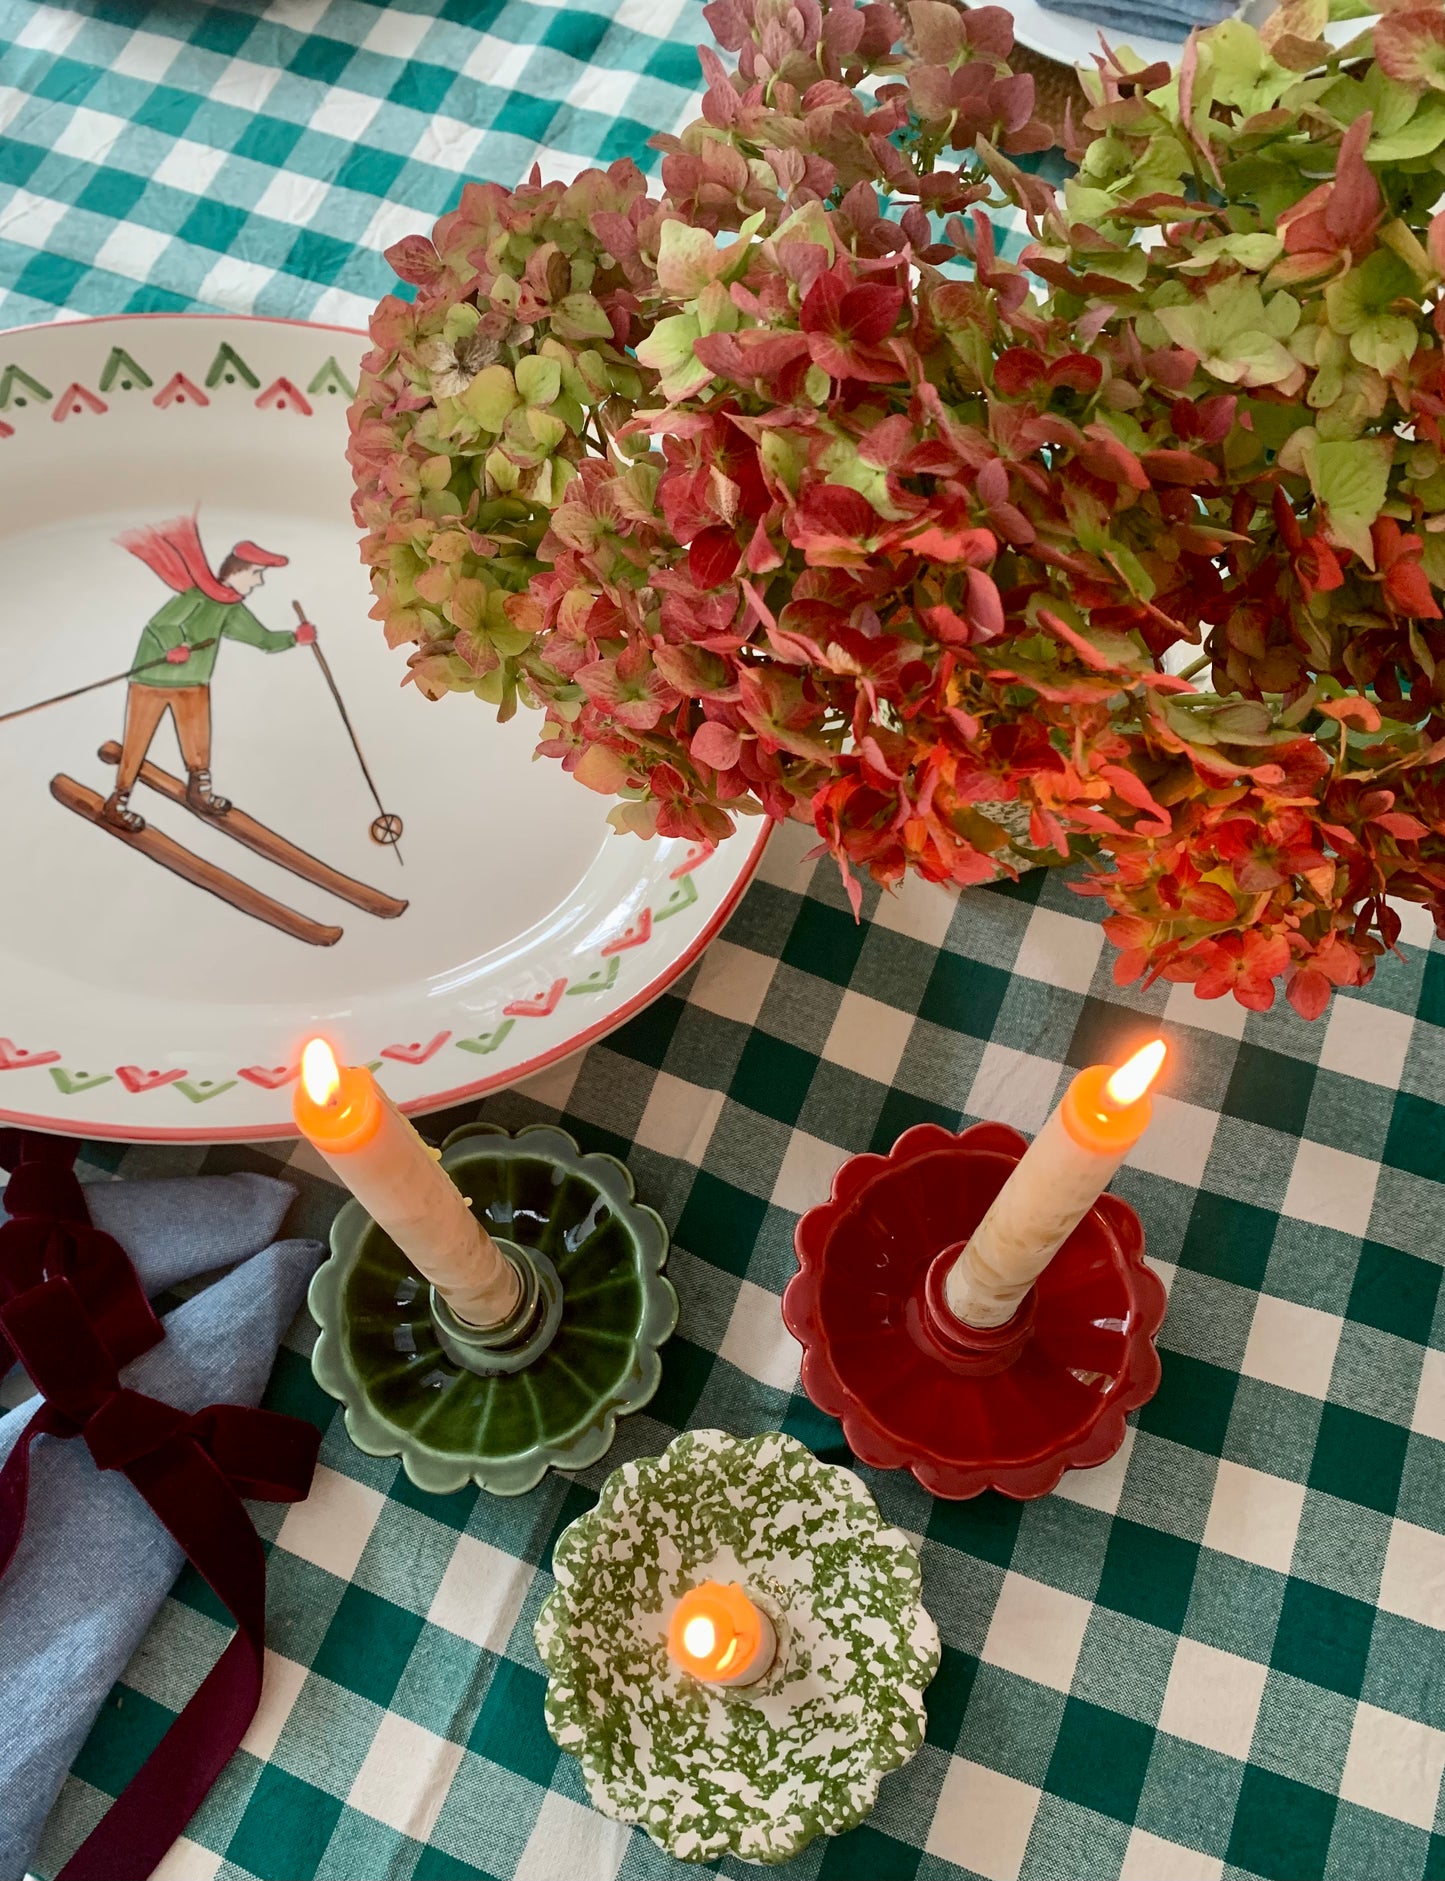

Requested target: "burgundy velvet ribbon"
[{"left": 0, "top": 1130, "right": 321, "bottom": 1881}]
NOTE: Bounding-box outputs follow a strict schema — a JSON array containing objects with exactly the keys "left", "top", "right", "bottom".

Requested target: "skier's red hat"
[{"left": 231, "top": 540, "right": 288, "bottom": 568}]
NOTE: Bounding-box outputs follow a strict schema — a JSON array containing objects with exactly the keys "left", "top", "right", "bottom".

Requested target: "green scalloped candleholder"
[{"left": 308, "top": 1122, "right": 678, "bottom": 1496}]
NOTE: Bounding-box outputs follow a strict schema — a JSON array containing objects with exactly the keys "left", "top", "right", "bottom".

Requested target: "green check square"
[
  {"left": 599, "top": 115, "right": 659, "bottom": 165},
  {"left": 288, "top": 33, "right": 354, "bottom": 84},
  {"left": 543, "top": 8, "right": 610, "bottom": 59},
  {"left": 469, "top": 1659, "right": 559, "bottom": 1787},
  {"left": 189, "top": 7, "right": 256, "bottom": 55},
  {"left": 312, "top": 1585, "right": 423, "bottom": 1708},
  {"left": 1066, "top": 995, "right": 1146, "bottom": 1072},
  {"left": 1137, "top": 1352, "right": 1238, "bottom": 1456},
  {"left": 71, "top": 1684, "right": 174, "bottom": 1798},
  {"left": 413, "top": 1848, "right": 496, "bottom": 1881},
  {"left": 730, "top": 1031, "right": 817, "bottom": 1125},
  {"left": 1223, "top": 1041, "right": 1317, "bottom": 1137},
  {"left": 1308, "top": 1403, "right": 1410, "bottom": 1515},
  {"left": 336, "top": 145, "right": 406, "bottom": 197},
  {"left": 542, "top": 1483, "right": 598, "bottom": 1574},
  {"left": 817, "top": 1822, "right": 922, "bottom": 1878},
  {"left": 178, "top": 198, "right": 248, "bottom": 254},
  {"left": 928, "top": 1490, "right": 1024, "bottom": 1569},
  {"left": 609, "top": 990, "right": 685, "bottom": 1069},
  {"left": 676, "top": 1170, "right": 769, "bottom": 1277},
  {"left": 782, "top": 896, "right": 870, "bottom": 988},
  {"left": 1384, "top": 1089, "right": 1445, "bottom": 1183},
  {"left": 1226, "top": 1766, "right": 1336, "bottom": 1881},
  {"left": 1046, "top": 1698, "right": 1155, "bottom": 1823},
  {"left": 918, "top": 952, "right": 1010, "bottom": 1040},
  {"left": 76, "top": 169, "right": 146, "bottom": 220},
  {"left": 649, "top": 1332, "right": 718, "bottom": 1428},
  {"left": 1177, "top": 1190, "right": 1276, "bottom": 1291},
  {"left": 491, "top": 93, "right": 558, "bottom": 143},
  {"left": 870, "top": 1087, "right": 960, "bottom": 1154},
  {"left": 1419, "top": 950, "right": 1445, "bottom": 1027},
  {"left": 389, "top": 1468, "right": 479, "bottom": 1533},
  {"left": 228, "top": 1766, "right": 345, "bottom": 1881},
  {"left": 1095, "top": 1520, "right": 1200, "bottom": 1636},
  {"left": 923, "top": 1645, "right": 978, "bottom": 1751},
  {"left": 1271, "top": 1579, "right": 1374, "bottom": 1698},
  {"left": 1348, "top": 1242, "right": 1442, "bottom": 1346},
  {"left": 231, "top": 114, "right": 304, "bottom": 168}
]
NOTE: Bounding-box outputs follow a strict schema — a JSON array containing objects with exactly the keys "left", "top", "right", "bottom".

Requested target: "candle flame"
[
  {"left": 682, "top": 1616, "right": 717, "bottom": 1660},
  {"left": 301, "top": 1037, "right": 341, "bottom": 1107},
  {"left": 1104, "top": 1038, "right": 1166, "bottom": 1110}
]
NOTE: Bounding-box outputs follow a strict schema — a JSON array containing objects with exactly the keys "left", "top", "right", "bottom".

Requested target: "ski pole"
[
  {"left": 293, "top": 602, "right": 404, "bottom": 864},
  {"left": 0, "top": 639, "right": 219, "bottom": 727}
]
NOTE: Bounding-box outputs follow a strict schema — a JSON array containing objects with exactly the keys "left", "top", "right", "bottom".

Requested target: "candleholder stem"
[{"left": 430, "top": 1239, "right": 563, "bottom": 1375}]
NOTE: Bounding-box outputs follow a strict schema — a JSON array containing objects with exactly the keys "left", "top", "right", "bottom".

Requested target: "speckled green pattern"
[
  {"left": 534, "top": 1429, "right": 939, "bottom": 1866},
  {"left": 309, "top": 1123, "right": 677, "bottom": 1495}
]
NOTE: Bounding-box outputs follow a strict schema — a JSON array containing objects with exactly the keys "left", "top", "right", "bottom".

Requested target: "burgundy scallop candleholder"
[{"left": 782, "top": 1122, "right": 1166, "bottom": 1500}]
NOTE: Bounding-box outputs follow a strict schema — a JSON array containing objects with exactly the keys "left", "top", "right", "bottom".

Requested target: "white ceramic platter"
[
  {"left": 0, "top": 315, "right": 767, "bottom": 1142},
  {"left": 1007, "top": 0, "right": 1181, "bottom": 75},
  {"left": 1008, "top": 1, "right": 1376, "bottom": 82}
]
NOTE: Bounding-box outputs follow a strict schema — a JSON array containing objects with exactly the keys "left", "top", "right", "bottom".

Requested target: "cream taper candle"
[
  {"left": 944, "top": 1038, "right": 1166, "bottom": 1329},
  {"left": 294, "top": 1038, "right": 521, "bottom": 1328}
]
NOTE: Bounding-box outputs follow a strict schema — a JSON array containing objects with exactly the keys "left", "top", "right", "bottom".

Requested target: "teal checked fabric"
[{"left": 4, "top": 2, "right": 1445, "bottom": 1879}]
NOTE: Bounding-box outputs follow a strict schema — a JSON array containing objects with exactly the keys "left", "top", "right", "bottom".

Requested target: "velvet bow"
[{"left": 0, "top": 1132, "right": 320, "bottom": 1881}]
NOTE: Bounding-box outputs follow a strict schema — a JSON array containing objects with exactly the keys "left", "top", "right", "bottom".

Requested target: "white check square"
[
  {"left": 1281, "top": 1139, "right": 1379, "bottom": 1238},
  {"left": 1319, "top": 996, "right": 1414, "bottom": 1090},
  {"left": 428, "top": 1535, "right": 532, "bottom": 1654},
  {"left": 873, "top": 869, "right": 957, "bottom": 947},
  {"left": 1202, "top": 1460, "right": 1304, "bottom": 1574},
  {"left": 771, "top": 1127, "right": 850, "bottom": 1215},
  {"left": 822, "top": 989, "right": 914, "bottom": 1086},
  {"left": 515, "top": 1792, "right": 630, "bottom": 1881},
  {"left": 926, "top": 1759, "right": 1040, "bottom": 1879},
  {"left": 635, "top": 1071, "right": 724, "bottom": 1163},
  {"left": 719, "top": 1278, "right": 799, "bottom": 1392},
  {"left": 1413, "top": 1347, "right": 1445, "bottom": 1442},
  {"left": 150, "top": 1837, "right": 223, "bottom": 1881},
  {"left": 1158, "top": 1637, "right": 1267, "bottom": 1760},
  {"left": 688, "top": 939, "right": 776, "bottom": 1026},
  {"left": 967, "top": 1042, "right": 1061, "bottom": 1135},
  {"left": 239, "top": 1652, "right": 308, "bottom": 1762},
  {"left": 1340, "top": 1702, "right": 1445, "bottom": 1830},
  {"left": 981, "top": 1572, "right": 1092, "bottom": 1693},
  {"left": 1013, "top": 906, "right": 1104, "bottom": 995},
  {"left": 51, "top": 107, "right": 127, "bottom": 166},
  {"left": 1163, "top": 981, "right": 1248, "bottom": 1039},
  {"left": 348, "top": 1712, "right": 462, "bottom": 1842},
  {"left": 1240, "top": 1295, "right": 1342, "bottom": 1400},
  {"left": 1125, "top": 1094, "right": 1218, "bottom": 1188},
  {"left": 276, "top": 1465, "right": 385, "bottom": 1580},
  {"left": 151, "top": 139, "right": 228, "bottom": 197},
  {"left": 1120, "top": 1829, "right": 1224, "bottom": 1881},
  {"left": 1379, "top": 1518, "right": 1445, "bottom": 1631}
]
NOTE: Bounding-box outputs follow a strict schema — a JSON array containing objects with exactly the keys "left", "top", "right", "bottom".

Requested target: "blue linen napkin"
[
  {"left": 1036, "top": 0, "right": 1230, "bottom": 38},
  {"left": 0, "top": 1172, "right": 324, "bottom": 1881}
]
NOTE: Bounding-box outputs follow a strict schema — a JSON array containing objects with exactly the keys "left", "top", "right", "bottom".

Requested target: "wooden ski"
[
  {"left": 51, "top": 774, "right": 343, "bottom": 948},
  {"left": 97, "top": 743, "right": 408, "bottom": 920}
]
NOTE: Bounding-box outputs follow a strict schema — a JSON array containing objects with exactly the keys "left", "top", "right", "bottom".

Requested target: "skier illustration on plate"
[
  {"left": 103, "top": 517, "right": 312, "bottom": 833},
  {"left": 1, "top": 511, "right": 408, "bottom": 948}
]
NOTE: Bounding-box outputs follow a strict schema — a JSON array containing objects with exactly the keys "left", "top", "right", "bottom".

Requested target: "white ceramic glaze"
[{"left": 0, "top": 315, "right": 767, "bottom": 1141}]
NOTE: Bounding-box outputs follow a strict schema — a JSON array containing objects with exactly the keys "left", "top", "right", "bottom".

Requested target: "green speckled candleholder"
[{"left": 308, "top": 1122, "right": 678, "bottom": 1496}]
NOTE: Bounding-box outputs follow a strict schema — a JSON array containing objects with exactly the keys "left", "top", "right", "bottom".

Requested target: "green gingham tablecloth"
[{"left": 5, "top": 5, "right": 1445, "bottom": 1880}]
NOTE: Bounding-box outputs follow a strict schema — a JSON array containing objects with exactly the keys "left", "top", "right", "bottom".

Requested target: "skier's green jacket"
[{"left": 131, "top": 588, "right": 298, "bottom": 688}]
